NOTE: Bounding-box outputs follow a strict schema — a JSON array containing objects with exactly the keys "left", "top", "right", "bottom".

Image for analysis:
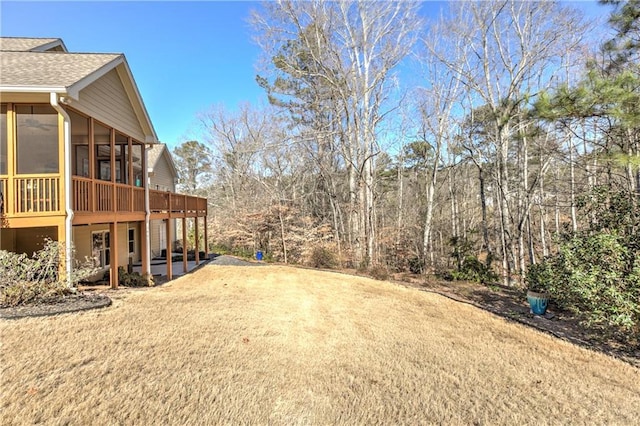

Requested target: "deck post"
[
  {"left": 194, "top": 216, "right": 200, "bottom": 266},
  {"left": 110, "top": 221, "right": 119, "bottom": 289},
  {"left": 141, "top": 220, "right": 149, "bottom": 277},
  {"left": 166, "top": 217, "right": 172, "bottom": 280},
  {"left": 110, "top": 129, "right": 116, "bottom": 213},
  {"left": 182, "top": 217, "right": 187, "bottom": 275},
  {"left": 88, "top": 118, "right": 96, "bottom": 212},
  {"left": 204, "top": 215, "right": 209, "bottom": 259}
]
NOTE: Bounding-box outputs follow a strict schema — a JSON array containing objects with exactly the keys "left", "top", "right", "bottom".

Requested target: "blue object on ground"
[
  {"left": 527, "top": 292, "right": 549, "bottom": 315},
  {"left": 256, "top": 251, "right": 263, "bottom": 261}
]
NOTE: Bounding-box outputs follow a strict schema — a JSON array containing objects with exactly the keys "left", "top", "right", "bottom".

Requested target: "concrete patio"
[{"left": 132, "top": 254, "right": 212, "bottom": 279}]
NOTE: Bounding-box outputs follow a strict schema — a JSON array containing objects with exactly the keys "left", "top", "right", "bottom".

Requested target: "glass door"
[{"left": 92, "top": 231, "right": 110, "bottom": 267}]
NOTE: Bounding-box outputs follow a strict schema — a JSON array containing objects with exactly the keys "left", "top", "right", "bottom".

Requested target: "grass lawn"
[{"left": 2, "top": 265, "right": 639, "bottom": 424}]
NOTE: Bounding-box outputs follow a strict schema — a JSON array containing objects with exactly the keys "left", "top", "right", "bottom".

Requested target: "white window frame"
[
  {"left": 91, "top": 230, "right": 110, "bottom": 268},
  {"left": 128, "top": 227, "right": 135, "bottom": 255}
]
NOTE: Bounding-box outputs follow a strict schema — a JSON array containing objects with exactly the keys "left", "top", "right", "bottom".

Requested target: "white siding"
[
  {"left": 74, "top": 68, "right": 145, "bottom": 141},
  {"left": 149, "top": 218, "right": 176, "bottom": 258},
  {"left": 150, "top": 219, "right": 163, "bottom": 258},
  {"left": 149, "top": 150, "right": 177, "bottom": 257},
  {"left": 150, "top": 152, "right": 176, "bottom": 192}
]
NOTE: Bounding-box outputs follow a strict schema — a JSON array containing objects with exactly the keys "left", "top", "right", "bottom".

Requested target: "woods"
[{"left": 174, "top": 1, "right": 639, "bottom": 292}]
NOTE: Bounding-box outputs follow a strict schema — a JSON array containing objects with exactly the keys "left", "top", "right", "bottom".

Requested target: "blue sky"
[
  {"left": 1, "top": 1, "right": 269, "bottom": 147},
  {"left": 1, "top": 1, "right": 607, "bottom": 149}
]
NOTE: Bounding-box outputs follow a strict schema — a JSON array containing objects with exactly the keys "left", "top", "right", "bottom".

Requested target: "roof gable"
[
  {"left": 147, "top": 144, "right": 178, "bottom": 179},
  {"left": 0, "top": 37, "right": 157, "bottom": 143}
]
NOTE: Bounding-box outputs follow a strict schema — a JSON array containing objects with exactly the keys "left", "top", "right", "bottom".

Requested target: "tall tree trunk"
[
  {"left": 396, "top": 152, "right": 404, "bottom": 247},
  {"left": 278, "top": 206, "right": 288, "bottom": 264},
  {"left": 364, "top": 154, "right": 376, "bottom": 265},
  {"left": 448, "top": 166, "right": 458, "bottom": 239},
  {"left": 569, "top": 131, "right": 578, "bottom": 232},
  {"left": 422, "top": 141, "right": 440, "bottom": 268},
  {"left": 518, "top": 123, "right": 529, "bottom": 277},
  {"left": 498, "top": 124, "right": 515, "bottom": 285},
  {"left": 479, "top": 166, "right": 491, "bottom": 255},
  {"left": 538, "top": 156, "right": 549, "bottom": 258},
  {"left": 554, "top": 167, "right": 561, "bottom": 248}
]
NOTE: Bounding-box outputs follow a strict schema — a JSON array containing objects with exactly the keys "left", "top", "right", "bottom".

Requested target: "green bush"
[
  {"left": 527, "top": 187, "right": 640, "bottom": 334},
  {"left": 446, "top": 236, "right": 498, "bottom": 284},
  {"left": 408, "top": 257, "right": 424, "bottom": 274},
  {"left": 449, "top": 255, "right": 498, "bottom": 284},
  {"left": 0, "top": 279, "right": 70, "bottom": 307},
  {"left": 210, "top": 243, "right": 232, "bottom": 255},
  {"left": 0, "top": 239, "right": 98, "bottom": 307},
  {"left": 535, "top": 232, "right": 640, "bottom": 331},
  {"left": 525, "top": 261, "right": 555, "bottom": 293},
  {"left": 233, "top": 246, "right": 256, "bottom": 260}
]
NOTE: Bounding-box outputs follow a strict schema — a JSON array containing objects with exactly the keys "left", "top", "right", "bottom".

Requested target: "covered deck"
[
  {"left": 0, "top": 173, "right": 208, "bottom": 286},
  {"left": 0, "top": 175, "right": 207, "bottom": 222}
]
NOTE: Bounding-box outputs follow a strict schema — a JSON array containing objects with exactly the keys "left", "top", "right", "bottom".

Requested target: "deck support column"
[
  {"left": 194, "top": 217, "right": 200, "bottom": 266},
  {"left": 182, "top": 217, "right": 187, "bottom": 275},
  {"left": 204, "top": 215, "right": 209, "bottom": 259},
  {"left": 141, "top": 220, "right": 149, "bottom": 277},
  {"left": 166, "top": 217, "right": 172, "bottom": 280},
  {"left": 110, "top": 222, "right": 119, "bottom": 289}
]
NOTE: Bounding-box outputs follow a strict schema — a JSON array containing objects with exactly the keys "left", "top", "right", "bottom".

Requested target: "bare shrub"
[
  {"left": 369, "top": 265, "right": 390, "bottom": 281},
  {"left": 0, "top": 239, "right": 98, "bottom": 307},
  {"left": 308, "top": 245, "right": 338, "bottom": 269},
  {"left": 117, "top": 267, "right": 154, "bottom": 287}
]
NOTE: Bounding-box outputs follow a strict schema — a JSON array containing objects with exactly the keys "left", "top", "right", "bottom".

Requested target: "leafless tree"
[
  {"left": 431, "top": 0, "right": 588, "bottom": 284},
  {"left": 252, "top": 0, "right": 422, "bottom": 266}
]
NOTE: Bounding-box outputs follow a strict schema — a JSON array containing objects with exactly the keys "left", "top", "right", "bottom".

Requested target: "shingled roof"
[
  {"left": 0, "top": 36, "right": 158, "bottom": 142},
  {"left": 0, "top": 37, "right": 67, "bottom": 52},
  {"left": 0, "top": 51, "right": 122, "bottom": 90}
]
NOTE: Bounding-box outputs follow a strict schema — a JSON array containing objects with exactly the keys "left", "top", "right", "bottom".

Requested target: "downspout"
[
  {"left": 144, "top": 145, "right": 151, "bottom": 279},
  {"left": 50, "top": 93, "right": 73, "bottom": 287}
]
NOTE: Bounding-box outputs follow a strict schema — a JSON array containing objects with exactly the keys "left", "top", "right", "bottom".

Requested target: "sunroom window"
[{"left": 15, "top": 105, "right": 59, "bottom": 174}]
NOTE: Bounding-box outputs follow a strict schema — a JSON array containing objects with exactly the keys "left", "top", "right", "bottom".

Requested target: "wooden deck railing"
[
  {"left": 71, "top": 177, "right": 206, "bottom": 216},
  {"left": 0, "top": 177, "right": 7, "bottom": 216},
  {"left": 0, "top": 175, "right": 62, "bottom": 216},
  {"left": 15, "top": 176, "right": 61, "bottom": 214},
  {"left": 149, "top": 189, "right": 207, "bottom": 215},
  {"left": 73, "top": 177, "right": 92, "bottom": 212},
  {"left": 95, "top": 181, "right": 112, "bottom": 212},
  {"left": 133, "top": 187, "right": 145, "bottom": 212},
  {"left": 0, "top": 176, "right": 206, "bottom": 219}
]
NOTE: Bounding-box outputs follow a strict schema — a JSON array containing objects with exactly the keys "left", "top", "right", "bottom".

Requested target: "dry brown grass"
[{"left": 2, "top": 265, "right": 639, "bottom": 425}]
